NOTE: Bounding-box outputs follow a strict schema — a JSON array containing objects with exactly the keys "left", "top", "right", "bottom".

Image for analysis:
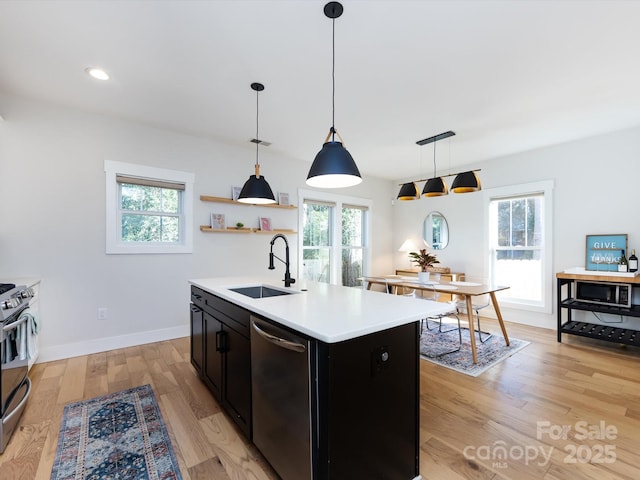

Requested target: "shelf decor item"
[
  {"left": 232, "top": 186, "right": 242, "bottom": 201},
  {"left": 259, "top": 217, "right": 272, "bottom": 231},
  {"left": 408, "top": 248, "right": 439, "bottom": 283},
  {"left": 278, "top": 192, "right": 290, "bottom": 206},
  {"left": 211, "top": 213, "right": 226, "bottom": 230},
  {"left": 585, "top": 234, "right": 627, "bottom": 271}
]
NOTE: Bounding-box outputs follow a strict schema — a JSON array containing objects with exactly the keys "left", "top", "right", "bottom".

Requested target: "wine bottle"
[
  {"left": 629, "top": 249, "right": 638, "bottom": 273},
  {"left": 618, "top": 249, "right": 628, "bottom": 273}
]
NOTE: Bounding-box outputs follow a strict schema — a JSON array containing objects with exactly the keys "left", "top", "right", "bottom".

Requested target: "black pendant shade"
[
  {"left": 238, "top": 173, "right": 276, "bottom": 205},
  {"left": 238, "top": 82, "right": 276, "bottom": 204},
  {"left": 422, "top": 177, "right": 448, "bottom": 197},
  {"left": 306, "top": 2, "right": 362, "bottom": 189},
  {"left": 451, "top": 170, "right": 481, "bottom": 193},
  {"left": 307, "top": 140, "right": 362, "bottom": 188},
  {"left": 397, "top": 182, "right": 419, "bottom": 200}
]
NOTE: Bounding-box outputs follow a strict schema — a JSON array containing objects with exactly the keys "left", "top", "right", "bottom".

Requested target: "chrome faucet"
[{"left": 269, "top": 233, "right": 295, "bottom": 287}]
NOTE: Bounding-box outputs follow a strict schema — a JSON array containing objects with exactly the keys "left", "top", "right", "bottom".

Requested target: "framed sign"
[
  {"left": 259, "top": 217, "right": 272, "bottom": 231},
  {"left": 585, "top": 234, "right": 627, "bottom": 271},
  {"left": 278, "top": 192, "right": 290, "bottom": 206},
  {"left": 211, "top": 213, "right": 226, "bottom": 230}
]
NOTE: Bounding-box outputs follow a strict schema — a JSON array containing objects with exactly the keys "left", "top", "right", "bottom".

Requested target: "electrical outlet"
[{"left": 97, "top": 307, "right": 108, "bottom": 320}]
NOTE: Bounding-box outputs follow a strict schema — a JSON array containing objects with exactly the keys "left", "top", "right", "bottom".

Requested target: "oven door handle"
[
  {"left": 2, "top": 377, "right": 31, "bottom": 423},
  {"left": 3, "top": 315, "right": 28, "bottom": 332}
]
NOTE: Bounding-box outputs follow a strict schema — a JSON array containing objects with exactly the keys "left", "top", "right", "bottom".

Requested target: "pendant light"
[
  {"left": 422, "top": 137, "right": 448, "bottom": 197},
  {"left": 306, "top": 1, "right": 362, "bottom": 189},
  {"left": 451, "top": 170, "right": 482, "bottom": 193},
  {"left": 238, "top": 82, "right": 276, "bottom": 205},
  {"left": 397, "top": 182, "right": 419, "bottom": 200}
]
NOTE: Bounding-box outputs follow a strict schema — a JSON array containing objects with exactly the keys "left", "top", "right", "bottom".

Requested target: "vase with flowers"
[{"left": 408, "top": 248, "right": 439, "bottom": 283}]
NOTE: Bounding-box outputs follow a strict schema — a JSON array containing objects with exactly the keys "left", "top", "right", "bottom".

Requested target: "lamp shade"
[
  {"left": 237, "top": 173, "right": 276, "bottom": 204},
  {"left": 422, "top": 177, "right": 448, "bottom": 197},
  {"left": 398, "top": 239, "right": 418, "bottom": 252},
  {"left": 397, "top": 182, "right": 419, "bottom": 200},
  {"left": 451, "top": 171, "right": 481, "bottom": 193},
  {"left": 306, "top": 141, "right": 362, "bottom": 188}
]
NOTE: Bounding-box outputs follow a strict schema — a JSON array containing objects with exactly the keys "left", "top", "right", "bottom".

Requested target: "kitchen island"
[{"left": 189, "top": 277, "right": 451, "bottom": 480}]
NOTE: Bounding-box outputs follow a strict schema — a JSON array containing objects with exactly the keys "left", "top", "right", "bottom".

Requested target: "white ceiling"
[{"left": 2, "top": 0, "right": 640, "bottom": 181}]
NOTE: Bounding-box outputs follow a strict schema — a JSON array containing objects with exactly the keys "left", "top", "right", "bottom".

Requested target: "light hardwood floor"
[{"left": 1, "top": 318, "right": 639, "bottom": 480}]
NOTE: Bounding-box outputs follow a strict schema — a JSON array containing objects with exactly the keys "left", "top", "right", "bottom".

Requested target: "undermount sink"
[{"left": 229, "top": 285, "right": 297, "bottom": 299}]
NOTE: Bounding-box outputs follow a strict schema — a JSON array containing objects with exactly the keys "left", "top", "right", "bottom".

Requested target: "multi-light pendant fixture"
[
  {"left": 397, "top": 131, "right": 481, "bottom": 201},
  {"left": 306, "top": 2, "right": 362, "bottom": 189},
  {"left": 238, "top": 82, "right": 276, "bottom": 204}
]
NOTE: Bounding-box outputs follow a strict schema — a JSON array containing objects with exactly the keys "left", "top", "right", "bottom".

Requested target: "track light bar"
[{"left": 416, "top": 130, "right": 455, "bottom": 146}]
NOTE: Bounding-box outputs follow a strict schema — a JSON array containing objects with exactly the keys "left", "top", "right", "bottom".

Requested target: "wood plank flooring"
[{"left": 1, "top": 319, "right": 639, "bottom": 480}]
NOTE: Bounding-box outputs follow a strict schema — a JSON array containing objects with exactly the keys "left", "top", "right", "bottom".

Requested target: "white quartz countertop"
[{"left": 189, "top": 276, "right": 453, "bottom": 343}]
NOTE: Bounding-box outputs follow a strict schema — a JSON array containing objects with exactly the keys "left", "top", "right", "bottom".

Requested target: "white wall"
[
  {"left": 0, "top": 93, "right": 395, "bottom": 362},
  {"left": 4, "top": 91, "right": 638, "bottom": 355},
  {"left": 393, "top": 126, "right": 640, "bottom": 329}
]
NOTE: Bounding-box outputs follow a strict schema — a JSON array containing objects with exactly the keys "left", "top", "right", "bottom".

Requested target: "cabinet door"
[
  {"left": 203, "top": 311, "right": 223, "bottom": 400},
  {"left": 223, "top": 326, "right": 252, "bottom": 438},
  {"left": 190, "top": 304, "right": 204, "bottom": 376}
]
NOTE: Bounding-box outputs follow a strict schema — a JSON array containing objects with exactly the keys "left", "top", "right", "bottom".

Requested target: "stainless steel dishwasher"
[{"left": 250, "top": 316, "right": 311, "bottom": 480}]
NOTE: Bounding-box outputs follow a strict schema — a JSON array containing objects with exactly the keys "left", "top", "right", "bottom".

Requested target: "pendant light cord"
[
  {"left": 433, "top": 140, "right": 437, "bottom": 177},
  {"left": 331, "top": 16, "right": 336, "bottom": 141},
  {"left": 255, "top": 87, "right": 260, "bottom": 169}
]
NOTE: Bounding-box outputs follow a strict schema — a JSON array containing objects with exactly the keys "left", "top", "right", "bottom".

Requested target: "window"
[
  {"left": 486, "top": 180, "right": 553, "bottom": 313},
  {"left": 302, "top": 201, "right": 333, "bottom": 283},
  {"left": 299, "top": 190, "right": 371, "bottom": 287},
  {"left": 341, "top": 205, "right": 367, "bottom": 287},
  {"left": 105, "top": 161, "right": 194, "bottom": 254}
]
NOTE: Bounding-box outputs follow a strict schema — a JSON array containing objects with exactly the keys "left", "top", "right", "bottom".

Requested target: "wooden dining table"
[{"left": 361, "top": 276, "right": 511, "bottom": 364}]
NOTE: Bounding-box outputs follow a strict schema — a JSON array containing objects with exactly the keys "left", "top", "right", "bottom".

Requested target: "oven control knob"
[
  {"left": 2, "top": 298, "right": 21, "bottom": 309},
  {"left": 19, "top": 289, "right": 34, "bottom": 299}
]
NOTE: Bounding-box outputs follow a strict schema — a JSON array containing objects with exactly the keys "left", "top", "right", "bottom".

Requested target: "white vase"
[{"left": 418, "top": 271, "right": 430, "bottom": 283}]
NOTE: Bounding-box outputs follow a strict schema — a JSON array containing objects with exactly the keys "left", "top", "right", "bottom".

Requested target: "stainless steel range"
[{"left": 0, "top": 283, "right": 34, "bottom": 453}]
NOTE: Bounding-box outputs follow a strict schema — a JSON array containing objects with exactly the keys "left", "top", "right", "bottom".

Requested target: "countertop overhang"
[{"left": 189, "top": 276, "right": 453, "bottom": 343}]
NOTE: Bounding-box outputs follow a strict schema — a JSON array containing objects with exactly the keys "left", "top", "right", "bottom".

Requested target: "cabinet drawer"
[
  {"left": 191, "top": 286, "right": 207, "bottom": 309},
  {"left": 191, "top": 286, "right": 251, "bottom": 337}
]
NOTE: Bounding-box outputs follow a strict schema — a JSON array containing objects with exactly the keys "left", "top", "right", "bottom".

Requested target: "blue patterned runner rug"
[
  {"left": 51, "top": 384, "right": 182, "bottom": 480},
  {"left": 420, "top": 324, "right": 530, "bottom": 377}
]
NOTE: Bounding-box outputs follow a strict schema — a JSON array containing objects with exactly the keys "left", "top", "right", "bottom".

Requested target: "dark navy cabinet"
[{"left": 190, "top": 286, "right": 252, "bottom": 438}]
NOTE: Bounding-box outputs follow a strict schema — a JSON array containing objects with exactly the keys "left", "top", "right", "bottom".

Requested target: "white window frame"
[
  {"left": 484, "top": 180, "right": 554, "bottom": 314},
  {"left": 298, "top": 188, "right": 372, "bottom": 286},
  {"left": 105, "top": 160, "right": 194, "bottom": 254}
]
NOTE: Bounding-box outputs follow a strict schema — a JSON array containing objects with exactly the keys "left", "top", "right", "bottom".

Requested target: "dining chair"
[
  {"left": 455, "top": 276, "right": 492, "bottom": 343},
  {"left": 418, "top": 282, "right": 462, "bottom": 357}
]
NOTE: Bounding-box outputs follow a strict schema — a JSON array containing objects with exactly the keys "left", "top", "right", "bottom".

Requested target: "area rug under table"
[
  {"left": 420, "top": 324, "right": 530, "bottom": 377},
  {"left": 51, "top": 384, "right": 182, "bottom": 480}
]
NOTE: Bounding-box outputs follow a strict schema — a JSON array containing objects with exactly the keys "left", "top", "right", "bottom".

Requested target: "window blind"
[{"left": 116, "top": 174, "right": 185, "bottom": 191}]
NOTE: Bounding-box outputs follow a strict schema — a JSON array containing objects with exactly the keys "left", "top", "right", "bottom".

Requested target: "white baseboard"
[{"left": 36, "top": 325, "right": 189, "bottom": 364}]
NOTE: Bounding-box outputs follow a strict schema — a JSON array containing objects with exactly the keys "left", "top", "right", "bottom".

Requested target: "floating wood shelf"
[
  {"left": 200, "top": 195, "right": 297, "bottom": 209},
  {"left": 254, "top": 229, "right": 297, "bottom": 235},
  {"left": 200, "top": 226, "right": 297, "bottom": 234}
]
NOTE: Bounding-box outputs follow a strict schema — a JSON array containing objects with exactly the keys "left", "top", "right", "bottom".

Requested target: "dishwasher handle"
[{"left": 252, "top": 321, "right": 306, "bottom": 353}]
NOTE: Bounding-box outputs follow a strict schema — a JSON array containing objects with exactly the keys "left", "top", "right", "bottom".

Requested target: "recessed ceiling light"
[{"left": 85, "top": 67, "right": 109, "bottom": 80}]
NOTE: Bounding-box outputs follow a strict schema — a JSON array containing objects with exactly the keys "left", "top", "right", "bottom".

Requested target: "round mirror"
[{"left": 423, "top": 211, "right": 449, "bottom": 250}]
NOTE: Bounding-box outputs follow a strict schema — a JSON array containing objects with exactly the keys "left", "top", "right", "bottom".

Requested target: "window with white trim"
[
  {"left": 299, "top": 189, "right": 371, "bottom": 287},
  {"left": 486, "top": 180, "right": 553, "bottom": 313},
  {"left": 105, "top": 161, "right": 194, "bottom": 254}
]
